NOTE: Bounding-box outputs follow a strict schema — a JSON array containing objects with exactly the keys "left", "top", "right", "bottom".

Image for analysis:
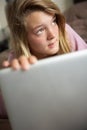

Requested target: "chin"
[{"left": 49, "top": 47, "right": 59, "bottom": 55}]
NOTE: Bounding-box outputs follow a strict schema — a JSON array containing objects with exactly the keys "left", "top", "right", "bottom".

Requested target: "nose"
[{"left": 47, "top": 27, "right": 55, "bottom": 40}]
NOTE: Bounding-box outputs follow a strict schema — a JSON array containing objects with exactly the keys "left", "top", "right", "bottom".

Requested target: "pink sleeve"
[{"left": 65, "top": 24, "right": 87, "bottom": 51}]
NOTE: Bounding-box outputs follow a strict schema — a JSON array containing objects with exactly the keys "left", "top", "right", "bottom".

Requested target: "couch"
[{"left": 64, "top": 1, "right": 87, "bottom": 43}]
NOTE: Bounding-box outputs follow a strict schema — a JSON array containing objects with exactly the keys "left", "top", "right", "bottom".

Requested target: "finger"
[
  {"left": 29, "top": 55, "right": 38, "bottom": 64},
  {"left": 18, "top": 56, "right": 30, "bottom": 70},
  {"left": 11, "top": 59, "right": 21, "bottom": 70},
  {"left": 2, "top": 60, "right": 10, "bottom": 68}
]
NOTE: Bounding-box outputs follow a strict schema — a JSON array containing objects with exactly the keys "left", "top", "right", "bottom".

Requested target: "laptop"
[{"left": 0, "top": 50, "right": 87, "bottom": 130}]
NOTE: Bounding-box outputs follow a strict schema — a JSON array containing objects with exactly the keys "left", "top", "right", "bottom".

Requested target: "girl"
[{"left": 3, "top": 0, "right": 87, "bottom": 70}]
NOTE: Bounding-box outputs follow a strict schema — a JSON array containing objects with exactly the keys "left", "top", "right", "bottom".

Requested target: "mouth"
[
  {"left": 48, "top": 40, "right": 57, "bottom": 48},
  {"left": 48, "top": 43, "right": 55, "bottom": 48}
]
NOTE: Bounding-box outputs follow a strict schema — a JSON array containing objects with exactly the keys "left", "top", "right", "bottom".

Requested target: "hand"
[{"left": 2, "top": 55, "right": 38, "bottom": 70}]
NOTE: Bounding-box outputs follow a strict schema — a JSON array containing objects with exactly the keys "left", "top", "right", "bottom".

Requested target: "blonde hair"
[{"left": 6, "top": 0, "right": 71, "bottom": 58}]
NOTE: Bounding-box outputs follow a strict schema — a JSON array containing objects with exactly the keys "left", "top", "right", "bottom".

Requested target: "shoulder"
[{"left": 65, "top": 24, "right": 87, "bottom": 51}]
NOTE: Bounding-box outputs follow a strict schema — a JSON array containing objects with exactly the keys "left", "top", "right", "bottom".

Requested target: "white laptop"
[{"left": 0, "top": 50, "right": 87, "bottom": 130}]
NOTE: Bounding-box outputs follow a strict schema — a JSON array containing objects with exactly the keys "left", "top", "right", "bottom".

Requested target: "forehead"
[{"left": 25, "top": 11, "right": 54, "bottom": 30}]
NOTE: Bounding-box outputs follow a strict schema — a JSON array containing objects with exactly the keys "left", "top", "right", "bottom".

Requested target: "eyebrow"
[
  {"left": 33, "top": 15, "right": 56, "bottom": 31},
  {"left": 33, "top": 24, "right": 44, "bottom": 31}
]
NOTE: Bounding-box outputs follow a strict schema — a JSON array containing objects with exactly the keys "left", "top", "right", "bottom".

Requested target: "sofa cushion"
[
  {"left": 0, "top": 119, "right": 12, "bottom": 130},
  {"left": 64, "top": 1, "right": 87, "bottom": 43},
  {"left": 0, "top": 91, "right": 8, "bottom": 119}
]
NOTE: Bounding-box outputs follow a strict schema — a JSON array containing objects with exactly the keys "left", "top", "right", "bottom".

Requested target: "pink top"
[
  {"left": 66, "top": 24, "right": 87, "bottom": 51},
  {"left": 0, "top": 24, "right": 87, "bottom": 118}
]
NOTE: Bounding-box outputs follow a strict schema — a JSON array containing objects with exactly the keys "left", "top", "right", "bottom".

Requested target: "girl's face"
[{"left": 26, "top": 11, "right": 59, "bottom": 59}]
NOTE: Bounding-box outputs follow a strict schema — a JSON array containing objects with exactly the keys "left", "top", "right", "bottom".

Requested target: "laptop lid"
[{"left": 0, "top": 50, "right": 87, "bottom": 130}]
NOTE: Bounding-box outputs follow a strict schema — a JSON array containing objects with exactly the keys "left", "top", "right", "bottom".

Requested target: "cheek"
[
  {"left": 28, "top": 36, "right": 45, "bottom": 48},
  {"left": 55, "top": 26, "right": 59, "bottom": 36}
]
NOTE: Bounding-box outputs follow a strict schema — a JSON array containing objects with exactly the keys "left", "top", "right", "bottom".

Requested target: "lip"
[
  {"left": 48, "top": 40, "right": 57, "bottom": 48},
  {"left": 48, "top": 43, "right": 55, "bottom": 48}
]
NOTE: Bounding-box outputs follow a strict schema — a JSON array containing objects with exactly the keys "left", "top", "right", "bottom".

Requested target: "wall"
[
  {"left": 0, "top": 0, "right": 7, "bottom": 29},
  {"left": 52, "top": 0, "right": 74, "bottom": 12}
]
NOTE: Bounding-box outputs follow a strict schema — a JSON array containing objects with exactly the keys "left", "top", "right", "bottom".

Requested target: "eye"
[{"left": 35, "top": 28, "right": 45, "bottom": 35}]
